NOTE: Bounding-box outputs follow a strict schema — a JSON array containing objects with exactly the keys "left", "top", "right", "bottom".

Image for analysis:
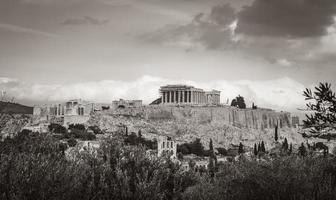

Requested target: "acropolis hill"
[
  {"left": 87, "top": 104, "right": 303, "bottom": 150},
  {"left": 1, "top": 85, "right": 308, "bottom": 149}
]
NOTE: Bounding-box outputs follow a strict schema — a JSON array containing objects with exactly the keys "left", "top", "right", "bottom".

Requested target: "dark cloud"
[
  {"left": 237, "top": 0, "right": 336, "bottom": 38},
  {"left": 61, "top": 16, "right": 109, "bottom": 26},
  {"left": 141, "top": 3, "right": 237, "bottom": 50}
]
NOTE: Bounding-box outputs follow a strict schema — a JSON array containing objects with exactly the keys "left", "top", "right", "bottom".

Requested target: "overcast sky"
[{"left": 1, "top": 0, "right": 336, "bottom": 112}]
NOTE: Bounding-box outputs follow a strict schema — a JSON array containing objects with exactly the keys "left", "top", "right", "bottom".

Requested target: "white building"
[{"left": 157, "top": 136, "right": 177, "bottom": 158}]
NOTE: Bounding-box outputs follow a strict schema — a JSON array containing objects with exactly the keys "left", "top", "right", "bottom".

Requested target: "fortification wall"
[
  {"left": 145, "top": 106, "right": 292, "bottom": 130},
  {"left": 106, "top": 105, "right": 291, "bottom": 130}
]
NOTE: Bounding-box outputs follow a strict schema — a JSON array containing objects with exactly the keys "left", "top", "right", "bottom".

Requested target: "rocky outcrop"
[
  {"left": 88, "top": 106, "right": 297, "bottom": 149},
  {"left": 105, "top": 105, "right": 292, "bottom": 130},
  {"left": 0, "top": 114, "right": 32, "bottom": 138}
]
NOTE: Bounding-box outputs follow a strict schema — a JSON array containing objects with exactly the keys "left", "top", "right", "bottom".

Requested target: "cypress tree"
[
  {"left": 254, "top": 143, "right": 258, "bottom": 156},
  {"left": 275, "top": 125, "right": 278, "bottom": 142},
  {"left": 208, "top": 139, "right": 217, "bottom": 179},
  {"left": 282, "top": 138, "right": 288, "bottom": 151},
  {"left": 288, "top": 143, "right": 293, "bottom": 155},
  {"left": 299, "top": 143, "right": 307, "bottom": 156},
  {"left": 238, "top": 142, "right": 244, "bottom": 154},
  {"left": 261, "top": 141, "right": 266, "bottom": 153}
]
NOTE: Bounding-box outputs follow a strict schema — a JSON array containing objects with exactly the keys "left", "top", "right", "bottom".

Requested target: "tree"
[
  {"left": 303, "top": 82, "right": 336, "bottom": 135},
  {"left": 190, "top": 138, "right": 204, "bottom": 156},
  {"left": 231, "top": 95, "right": 246, "bottom": 109},
  {"left": 67, "top": 137, "right": 77, "bottom": 147},
  {"left": 261, "top": 141, "right": 266, "bottom": 153},
  {"left": 275, "top": 125, "right": 278, "bottom": 142},
  {"left": 282, "top": 138, "right": 288, "bottom": 151},
  {"left": 299, "top": 143, "right": 307, "bottom": 157},
  {"left": 252, "top": 102, "right": 258, "bottom": 109},
  {"left": 288, "top": 143, "right": 293, "bottom": 155},
  {"left": 208, "top": 139, "right": 217, "bottom": 178},
  {"left": 254, "top": 143, "right": 258, "bottom": 156},
  {"left": 238, "top": 142, "right": 244, "bottom": 154}
]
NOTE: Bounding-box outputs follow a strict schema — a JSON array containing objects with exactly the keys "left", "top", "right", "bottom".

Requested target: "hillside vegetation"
[{"left": 0, "top": 101, "right": 33, "bottom": 114}]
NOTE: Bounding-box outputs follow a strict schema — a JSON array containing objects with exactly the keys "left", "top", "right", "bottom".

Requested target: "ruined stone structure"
[
  {"left": 292, "top": 116, "right": 300, "bottom": 128},
  {"left": 112, "top": 99, "right": 142, "bottom": 109},
  {"left": 160, "top": 85, "right": 220, "bottom": 105},
  {"left": 33, "top": 99, "right": 93, "bottom": 126},
  {"left": 157, "top": 136, "right": 177, "bottom": 158}
]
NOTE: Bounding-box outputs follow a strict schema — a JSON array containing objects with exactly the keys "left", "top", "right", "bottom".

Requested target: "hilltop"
[
  {"left": 0, "top": 101, "right": 33, "bottom": 114},
  {"left": 87, "top": 105, "right": 306, "bottom": 150}
]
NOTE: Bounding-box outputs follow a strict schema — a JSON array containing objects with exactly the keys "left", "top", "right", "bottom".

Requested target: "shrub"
[
  {"left": 67, "top": 137, "right": 77, "bottom": 147},
  {"left": 70, "top": 129, "right": 96, "bottom": 140},
  {"left": 88, "top": 125, "right": 103, "bottom": 134},
  {"left": 68, "top": 123, "right": 85, "bottom": 131},
  {"left": 48, "top": 123, "right": 67, "bottom": 134},
  {"left": 216, "top": 148, "right": 227, "bottom": 156}
]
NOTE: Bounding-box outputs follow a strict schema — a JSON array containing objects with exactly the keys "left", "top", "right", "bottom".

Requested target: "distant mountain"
[{"left": 0, "top": 101, "right": 33, "bottom": 114}]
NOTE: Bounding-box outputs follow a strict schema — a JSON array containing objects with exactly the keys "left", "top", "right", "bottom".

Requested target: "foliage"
[
  {"left": 70, "top": 129, "right": 96, "bottom": 140},
  {"left": 238, "top": 142, "right": 244, "bottom": 154},
  {"left": 231, "top": 95, "right": 246, "bottom": 109},
  {"left": 88, "top": 125, "right": 103, "bottom": 134},
  {"left": 274, "top": 125, "right": 278, "bottom": 142},
  {"left": 303, "top": 82, "right": 336, "bottom": 135},
  {"left": 2, "top": 131, "right": 336, "bottom": 200},
  {"left": 216, "top": 148, "right": 227, "bottom": 156},
  {"left": 0, "top": 132, "right": 199, "bottom": 200},
  {"left": 252, "top": 102, "right": 258, "bottom": 109},
  {"left": 67, "top": 137, "right": 77, "bottom": 147},
  {"left": 69, "top": 123, "right": 85, "bottom": 131},
  {"left": 48, "top": 123, "right": 67, "bottom": 134},
  {"left": 177, "top": 138, "right": 205, "bottom": 156},
  {"left": 254, "top": 143, "right": 258, "bottom": 156},
  {"left": 298, "top": 143, "right": 307, "bottom": 157},
  {"left": 282, "top": 138, "right": 289, "bottom": 151},
  {"left": 124, "top": 131, "right": 156, "bottom": 150},
  {"left": 183, "top": 156, "right": 336, "bottom": 200}
]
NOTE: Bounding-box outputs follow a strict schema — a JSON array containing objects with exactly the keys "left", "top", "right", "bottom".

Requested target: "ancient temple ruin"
[
  {"left": 159, "top": 85, "right": 220, "bottom": 105},
  {"left": 33, "top": 99, "right": 93, "bottom": 126}
]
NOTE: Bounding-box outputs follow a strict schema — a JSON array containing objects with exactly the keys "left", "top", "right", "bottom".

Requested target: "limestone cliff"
[{"left": 88, "top": 105, "right": 301, "bottom": 149}]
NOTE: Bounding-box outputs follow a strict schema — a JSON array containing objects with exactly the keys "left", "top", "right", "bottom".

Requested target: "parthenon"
[{"left": 160, "top": 85, "right": 220, "bottom": 105}]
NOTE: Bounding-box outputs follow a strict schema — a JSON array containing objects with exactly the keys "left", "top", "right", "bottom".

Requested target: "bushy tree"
[
  {"left": 216, "top": 148, "right": 227, "bottom": 156},
  {"left": 48, "top": 123, "right": 67, "bottom": 134},
  {"left": 303, "top": 82, "right": 336, "bottom": 135},
  {"left": 231, "top": 95, "right": 246, "bottom": 109}
]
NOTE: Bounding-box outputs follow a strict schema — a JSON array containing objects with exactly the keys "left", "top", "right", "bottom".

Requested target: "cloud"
[
  {"left": 276, "top": 58, "right": 293, "bottom": 67},
  {"left": 0, "top": 23, "right": 59, "bottom": 38},
  {"left": 237, "top": 0, "right": 336, "bottom": 38},
  {"left": 0, "top": 76, "right": 307, "bottom": 111},
  {"left": 141, "top": 3, "right": 238, "bottom": 50},
  {"left": 61, "top": 16, "right": 109, "bottom": 26}
]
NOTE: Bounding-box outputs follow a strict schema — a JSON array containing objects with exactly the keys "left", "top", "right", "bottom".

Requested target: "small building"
[
  {"left": 157, "top": 136, "right": 177, "bottom": 158},
  {"left": 159, "top": 84, "right": 220, "bottom": 105},
  {"left": 112, "top": 99, "right": 142, "bottom": 109},
  {"left": 292, "top": 116, "right": 300, "bottom": 128}
]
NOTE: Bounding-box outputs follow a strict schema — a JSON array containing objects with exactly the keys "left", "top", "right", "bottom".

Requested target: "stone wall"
[{"left": 143, "top": 105, "right": 291, "bottom": 130}]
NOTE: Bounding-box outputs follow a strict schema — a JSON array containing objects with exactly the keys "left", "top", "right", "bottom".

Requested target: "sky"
[{"left": 0, "top": 0, "right": 336, "bottom": 113}]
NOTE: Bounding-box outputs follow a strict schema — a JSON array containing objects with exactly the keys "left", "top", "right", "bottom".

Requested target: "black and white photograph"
[{"left": 1, "top": 0, "right": 336, "bottom": 199}]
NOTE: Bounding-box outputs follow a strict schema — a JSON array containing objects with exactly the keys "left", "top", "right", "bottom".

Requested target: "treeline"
[
  {"left": 48, "top": 123, "right": 102, "bottom": 141},
  {"left": 124, "top": 130, "right": 157, "bottom": 150},
  {"left": 1, "top": 131, "right": 336, "bottom": 199}
]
